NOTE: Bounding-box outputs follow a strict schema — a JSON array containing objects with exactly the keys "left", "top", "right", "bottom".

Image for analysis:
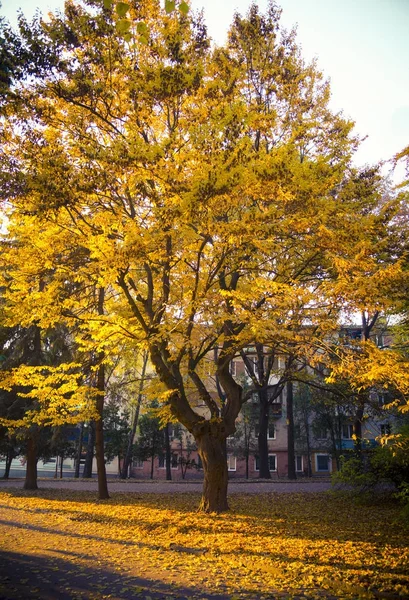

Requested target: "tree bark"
[
  {"left": 74, "top": 423, "right": 84, "bottom": 478},
  {"left": 120, "top": 351, "right": 148, "bottom": 479},
  {"left": 258, "top": 389, "right": 271, "bottom": 479},
  {"left": 82, "top": 421, "right": 95, "bottom": 478},
  {"left": 2, "top": 449, "right": 13, "bottom": 479},
  {"left": 287, "top": 380, "right": 296, "bottom": 480},
  {"left": 353, "top": 404, "right": 364, "bottom": 461},
  {"left": 24, "top": 435, "right": 38, "bottom": 490},
  {"left": 165, "top": 423, "right": 172, "bottom": 481},
  {"left": 196, "top": 423, "right": 229, "bottom": 513},
  {"left": 95, "top": 362, "right": 109, "bottom": 500}
]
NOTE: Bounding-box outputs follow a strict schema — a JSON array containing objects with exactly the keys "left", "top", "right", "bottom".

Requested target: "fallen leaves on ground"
[{"left": 0, "top": 489, "right": 408, "bottom": 599}]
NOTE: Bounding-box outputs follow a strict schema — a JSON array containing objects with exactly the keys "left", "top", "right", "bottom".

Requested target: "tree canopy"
[{"left": 0, "top": 0, "right": 405, "bottom": 511}]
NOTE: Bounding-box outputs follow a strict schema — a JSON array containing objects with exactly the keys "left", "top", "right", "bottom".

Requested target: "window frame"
[
  {"left": 295, "top": 455, "right": 303, "bottom": 472},
  {"left": 227, "top": 454, "right": 237, "bottom": 472},
  {"left": 315, "top": 454, "right": 331, "bottom": 472}
]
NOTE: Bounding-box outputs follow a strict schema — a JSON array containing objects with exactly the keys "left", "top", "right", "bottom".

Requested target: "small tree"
[{"left": 135, "top": 412, "right": 166, "bottom": 480}]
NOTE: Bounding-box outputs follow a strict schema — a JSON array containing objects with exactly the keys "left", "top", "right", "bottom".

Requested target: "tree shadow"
[{"left": 0, "top": 550, "right": 235, "bottom": 600}]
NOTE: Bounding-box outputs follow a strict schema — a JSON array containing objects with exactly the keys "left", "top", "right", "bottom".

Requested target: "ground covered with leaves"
[{"left": 0, "top": 489, "right": 408, "bottom": 599}]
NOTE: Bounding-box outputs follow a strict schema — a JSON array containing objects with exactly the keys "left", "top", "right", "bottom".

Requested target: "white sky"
[{"left": 1, "top": 0, "right": 408, "bottom": 176}]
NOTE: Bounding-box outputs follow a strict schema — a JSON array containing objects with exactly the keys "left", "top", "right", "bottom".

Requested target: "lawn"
[{"left": 0, "top": 489, "right": 408, "bottom": 599}]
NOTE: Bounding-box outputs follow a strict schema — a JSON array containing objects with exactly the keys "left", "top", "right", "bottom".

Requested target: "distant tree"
[
  {"left": 103, "top": 401, "right": 131, "bottom": 475},
  {"left": 135, "top": 412, "right": 166, "bottom": 480}
]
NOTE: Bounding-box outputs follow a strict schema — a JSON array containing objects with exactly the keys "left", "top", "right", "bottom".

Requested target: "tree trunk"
[
  {"left": 197, "top": 426, "right": 229, "bottom": 513},
  {"left": 165, "top": 423, "right": 172, "bottom": 481},
  {"left": 82, "top": 421, "right": 95, "bottom": 478},
  {"left": 95, "top": 361, "right": 109, "bottom": 500},
  {"left": 258, "top": 390, "right": 271, "bottom": 479},
  {"left": 2, "top": 449, "right": 13, "bottom": 479},
  {"left": 353, "top": 405, "right": 364, "bottom": 461},
  {"left": 60, "top": 455, "right": 64, "bottom": 479},
  {"left": 287, "top": 381, "right": 296, "bottom": 480},
  {"left": 24, "top": 435, "right": 38, "bottom": 490},
  {"left": 74, "top": 423, "right": 84, "bottom": 478},
  {"left": 120, "top": 351, "right": 148, "bottom": 479},
  {"left": 150, "top": 454, "right": 154, "bottom": 479},
  {"left": 304, "top": 409, "right": 312, "bottom": 477}
]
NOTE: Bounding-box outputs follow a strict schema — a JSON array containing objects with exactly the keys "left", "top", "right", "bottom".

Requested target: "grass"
[{"left": 0, "top": 489, "right": 408, "bottom": 599}]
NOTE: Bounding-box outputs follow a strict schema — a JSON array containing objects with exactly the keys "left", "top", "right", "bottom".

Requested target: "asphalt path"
[{"left": 0, "top": 477, "right": 332, "bottom": 494}]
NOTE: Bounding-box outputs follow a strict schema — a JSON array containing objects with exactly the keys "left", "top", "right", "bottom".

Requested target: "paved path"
[{"left": 0, "top": 477, "right": 332, "bottom": 494}]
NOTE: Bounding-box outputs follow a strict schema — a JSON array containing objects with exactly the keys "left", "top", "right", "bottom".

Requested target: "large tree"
[{"left": 0, "top": 0, "right": 385, "bottom": 511}]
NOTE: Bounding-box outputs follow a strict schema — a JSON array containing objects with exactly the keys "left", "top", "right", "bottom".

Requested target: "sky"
[{"left": 1, "top": 0, "right": 408, "bottom": 179}]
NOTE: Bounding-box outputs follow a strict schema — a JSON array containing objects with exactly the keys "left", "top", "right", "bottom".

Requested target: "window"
[
  {"left": 197, "top": 455, "right": 203, "bottom": 470},
  {"left": 268, "top": 423, "right": 276, "bottom": 439},
  {"left": 295, "top": 455, "right": 303, "bottom": 472},
  {"left": 342, "top": 424, "right": 353, "bottom": 439},
  {"left": 158, "top": 454, "right": 165, "bottom": 468},
  {"left": 254, "top": 454, "right": 277, "bottom": 472},
  {"left": 316, "top": 454, "right": 331, "bottom": 472},
  {"left": 315, "top": 427, "right": 327, "bottom": 440},
  {"left": 246, "top": 356, "right": 258, "bottom": 376},
  {"left": 378, "top": 393, "right": 389, "bottom": 407},
  {"left": 171, "top": 453, "right": 179, "bottom": 469},
  {"left": 168, "top": 425, "right": 180, "bottom": 441},
  {"left": 227, "top": 455, "right": 236, "bottom": 471},
  {"left": 268, "top": 454, "right": 277, "bottom": 471},
  {"left": 380, "top": 423, "right": 391, "bottom": 436},
  {"left": 229, "top": 361, "right": 237, "bottom": 376},
  {"left": 134, "top": 458, "right": 144, "bottom": 469}
]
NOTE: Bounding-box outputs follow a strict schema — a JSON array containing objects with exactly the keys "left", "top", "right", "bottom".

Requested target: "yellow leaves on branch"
[
  {"left": 0, "top": 364, "right": 99, "bottom": 428},
  {"left": 327, "top": 341, "right": 409, "bottom": 404}
]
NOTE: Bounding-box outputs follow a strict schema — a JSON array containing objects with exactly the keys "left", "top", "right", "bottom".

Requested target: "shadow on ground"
[{"left": 0, "top": 550, "right": 234, "bottom": 600}]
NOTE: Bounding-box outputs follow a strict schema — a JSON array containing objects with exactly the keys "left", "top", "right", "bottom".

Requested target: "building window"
[
  {"left": 254, "top": 454, "right": 277, "bottom": 472},
  {"left": 197, "top": 455, "right": 203, "bottom": 470},
  {"left": 380, "top": 423, "right": 391, "bottom": 436},
  {"left": 315, "top": 427, "right": 327, "bottom": 440},
  {"left": 268, "top": 454, "right": 277, "bottom": 471},
  {"left": 227, "top": 455, "right": 236, "bottom": 471},
  {"left": 171, "top": 453, "right": 179, "bottom": 469},
  {"left": 342, "top": 424, "right": 353, "bottom": 439},
  {"left": 134, "top": 458, "right": 144, "bottom": 469},
  {"left": 378, "top": 393, "right": 388, "bottom": 407},
  {"left": 268, "top": 423, "right": 276, "bottom": 439},
  {"left": 158, "top": 454, "right": 165, "bottom": 468},
  {"left": 295, "top": 455, "right": 303, "bottom": 472},
  {"left": 316, "top": 454, "right": 331, "bottom": 472},
  {"left": 229, "top": 361, "right": 237, "bottom": 376}
]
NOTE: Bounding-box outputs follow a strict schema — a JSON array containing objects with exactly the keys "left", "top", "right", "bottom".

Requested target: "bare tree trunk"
[
  {"left": 74, "top": 423, "right": 84, "bottom": 478},
  {"left": 94, "top": 287, "right": 109, "bottom": 500},
  {"left": 120, "top": 351, "right": 148, "bottom": 479},
  {"left": 287, "top": 380, "right": 296, "bottom": 480},
  {"left": 150, "top": 455, "right": 154, "bottom": 479},
  {"left": 82, "top": 421, "right": 95, "bottom": 478},
  {"left": 2, "top": 449, "right": 13, "bottom": 479},
  {"left": 24, "top": 435, "right": 38, "bottom": 490},
  {"left": 258, "top": 390, "right": 271, "bottom": 479},
  {"left": 196, "top": 422, "right": 229, "bottom": 513},
  {"left": 304, "top": 409, "right": 312, "bottom": 477},
  {"left": 165, "top": 423, "right": 172, "bottom": 481},
  {"left": 353, "top": 404, "right": 364, "bottom": 461},
  {"left": 60, "top": 455, "right": 64, "bottom": 479}
]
